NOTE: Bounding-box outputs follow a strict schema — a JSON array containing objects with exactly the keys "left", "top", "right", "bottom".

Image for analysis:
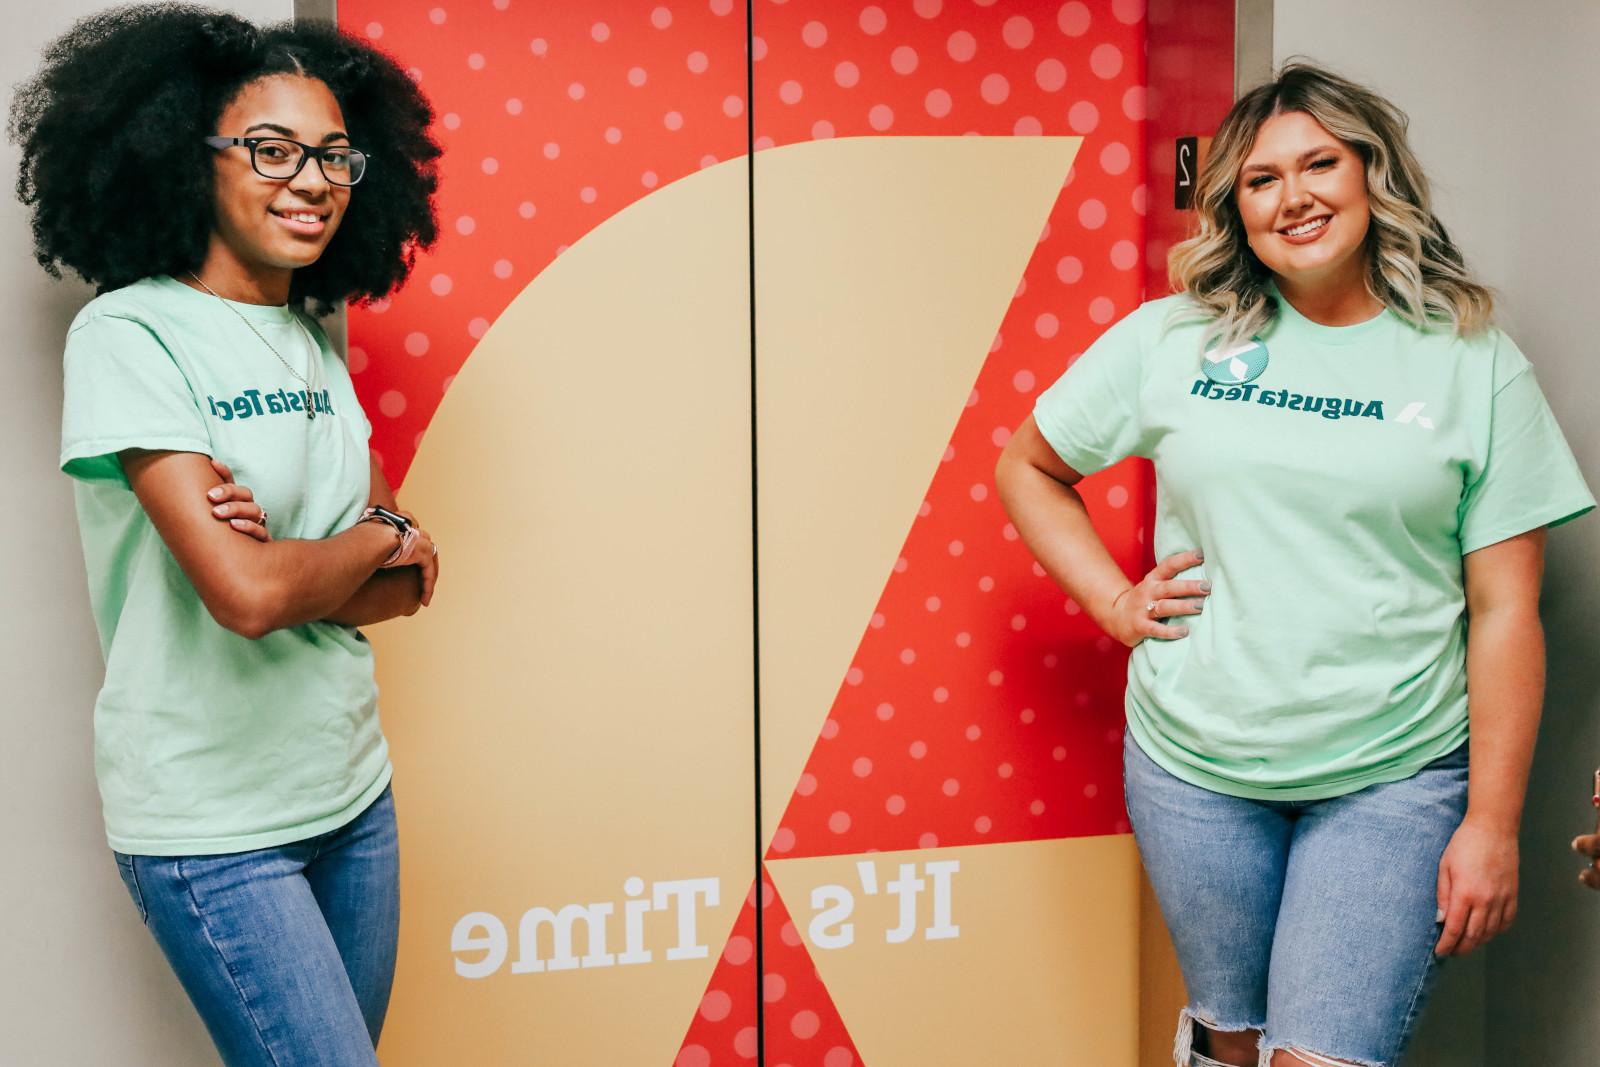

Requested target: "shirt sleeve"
[
  {"left": 60, "top": 313, "right": 213, "bottom": 486},
  {"left": 1458, "top": 336, "right": 1595, "bottom": 554},
  {"left": 1031, "top": 302, "right": 1150, "bottom": 476}
]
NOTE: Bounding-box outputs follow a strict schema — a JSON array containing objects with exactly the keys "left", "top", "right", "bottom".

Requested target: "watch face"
[{"left": 371, "top": 506, "right": 411, "bottom": 529}]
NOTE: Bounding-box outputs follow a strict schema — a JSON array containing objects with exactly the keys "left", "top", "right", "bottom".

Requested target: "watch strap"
[{"left": 360, "top": 506, "right": 415, "bottom": 566}]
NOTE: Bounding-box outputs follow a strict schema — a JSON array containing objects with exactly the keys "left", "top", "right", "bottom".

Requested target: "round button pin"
[{"left": 1202, "top": 338, "right": 1269, "bottom": 385}]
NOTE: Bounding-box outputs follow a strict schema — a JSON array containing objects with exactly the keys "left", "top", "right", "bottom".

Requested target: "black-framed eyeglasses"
[{"left": 204, "top": 136, "right": 369, "bottom": 186}]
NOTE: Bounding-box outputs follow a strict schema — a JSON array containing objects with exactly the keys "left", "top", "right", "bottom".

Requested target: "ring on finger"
[
  {"left": 1144, "top": 600, "right": 1158, "bottom": 616},
  {"left": 259, "top": 509, "right": 269, "bottom": 527}
]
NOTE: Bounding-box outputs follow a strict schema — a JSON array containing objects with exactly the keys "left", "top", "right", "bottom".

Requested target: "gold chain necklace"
[{"left": 187, "top": 271, "right": 322, "bottom": 421}]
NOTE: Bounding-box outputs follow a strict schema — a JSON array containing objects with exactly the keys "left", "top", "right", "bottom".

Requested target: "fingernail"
[
  {"left": 207, "top": 488, "right": 223, "bottom": 501},
  {"left": 212, "top": 505, "right": 226, "bottom": 516},
  {"left": 1435, "top": 908, "right": 1445, "bottom": 923},
  {"left": 1195, "top": 549, "right": 1204, "bottom": 561},
  {"left": 1199, "top": 581, "right": 1213, "bottom": 593},
  {"left": 230, "top": 518, "right": 247, "bottom": 527},
  {"left": 1574, "top": 838, "right": 1583, "bottom": 851},
  {"left": 1177, "top": 627, "right": 1191, "bottom": 637}
]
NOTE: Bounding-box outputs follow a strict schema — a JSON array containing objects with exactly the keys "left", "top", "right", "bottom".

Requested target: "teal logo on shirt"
[
  {"left": 1190, "top": 378, "right": 1385, "bottom": 421},
  {"left": 1202, "top": 339, "right": 1269, "bottom": 385},
  {"left": 207, "top": 387, "right": 334, "bottom": 421}
]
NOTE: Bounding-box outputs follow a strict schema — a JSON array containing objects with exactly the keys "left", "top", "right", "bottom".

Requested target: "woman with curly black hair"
[{"left": 12, "top": 5, "right": 441, "bottom": 1063}]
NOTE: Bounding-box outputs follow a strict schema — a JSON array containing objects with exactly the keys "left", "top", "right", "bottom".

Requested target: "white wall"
[
  {"left": 1275, "top": 3, "right": 1600, "bottom": 1065},
  {"left": 0, "top": 3, "right": 292, "bottom": 1062}
]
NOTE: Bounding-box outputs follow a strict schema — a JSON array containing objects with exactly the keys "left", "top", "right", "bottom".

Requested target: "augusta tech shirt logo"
[
  {"left": 207, "top": 386, "right": 335, "bottom": 421},
  {"left": 1189, "top": 338, "right": 1434, "bottom": 428},
  {"left": 1189, "top": 378, "right": 1387, "bottom": 421}
]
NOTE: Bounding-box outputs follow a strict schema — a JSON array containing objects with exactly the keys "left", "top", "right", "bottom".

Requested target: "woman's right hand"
[
  {"left": 1106, "top": 549, "right": 1211, "bottom": 647},
  {"left": 1574, "top": 786, "right": 1600, "bottom": 891}
]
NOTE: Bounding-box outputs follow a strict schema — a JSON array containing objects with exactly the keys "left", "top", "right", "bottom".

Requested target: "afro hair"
[{"left": 9, "top": 3, "right": 441, "bottom": 312}]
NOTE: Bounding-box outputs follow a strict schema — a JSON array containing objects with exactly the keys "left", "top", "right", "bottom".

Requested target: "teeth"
[
  {"left": 276, "top": 211, "right": 322, "bottom": 223},
  {"left": 1285, "top": 216, "right": 1329, "bottom": 237}
]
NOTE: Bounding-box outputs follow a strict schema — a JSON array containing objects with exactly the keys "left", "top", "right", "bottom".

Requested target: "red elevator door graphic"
[
  {"left": 676, "top": 873, "right": 863, "bottom": 1067},
  {"left": 340, "top": 1, "right": 750, "bottom": 486},
  {"left": 343, "top": 5, "right": 756, "bottom": 1065},
  {"left": 754, "top": 0, "right": 1151, "bottom": 862},
  {"left": 340, "top": 2, "right": 1236, "bottom": 1064},
  {"left": 749, "top": 6, "right": 1154, "bottom": 1063}
]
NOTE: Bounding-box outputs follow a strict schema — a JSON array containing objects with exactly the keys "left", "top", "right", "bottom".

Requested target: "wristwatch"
[{"left": 360, "top": 505, "right": 417, "bottom": 566}]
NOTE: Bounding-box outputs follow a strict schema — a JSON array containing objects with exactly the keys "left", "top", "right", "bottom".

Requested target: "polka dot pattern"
[
  {"left": 754, "top": 0, "right": 1165, "bottom": 860},
  {"left": 342, "top": 2, "right": 1235, "bottom": 1057},
  {"left": 675, "top": 872, "right": 863, "bottom": 1067},
  {"left": 343, "top": 0, "right": 749, "bottom": 481}
]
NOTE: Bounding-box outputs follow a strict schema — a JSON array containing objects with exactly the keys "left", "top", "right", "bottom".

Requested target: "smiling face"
[
  {"left": 1235, "top": 110, "right": 1371, "bottom": 292},
  {"left": 203, "top": 74, "right": 351, "bottom": 298}
]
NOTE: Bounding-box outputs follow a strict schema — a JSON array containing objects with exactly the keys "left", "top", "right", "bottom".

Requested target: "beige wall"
[
  {"left": 0, "top": 3, "right": 292, "bottom": 1063},
  {"left": 1275, "top": 3, "right": 1600, "bottom": 1064}
]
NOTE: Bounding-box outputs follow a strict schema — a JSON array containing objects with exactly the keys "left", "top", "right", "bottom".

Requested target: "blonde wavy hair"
[{"left": 1168, "top": 60, "right": 1494, "bottom": 352}]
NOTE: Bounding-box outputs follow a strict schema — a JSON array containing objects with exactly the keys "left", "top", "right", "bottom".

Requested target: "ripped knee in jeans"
[
  {"left": 1174, "top": 1006, "right": 1396, "bottom": 1067},
  {"left": 1260, "top": 1043, "right": 1386, "bottom": 1067},
  {"left": 1174, "top": 1006, "right": 1264, "bottom": 1067}
]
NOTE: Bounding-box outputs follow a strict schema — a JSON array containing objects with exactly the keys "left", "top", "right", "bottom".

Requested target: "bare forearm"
[
  {"left": 243, "top": 522, "right": 398, "bottom": 635},
  {"left": 1463, "top": 605, "right": 1545, "bottom": 833},
  {"left": 324, "top": 567, "right": 423, "bottom": 627},
  {"left": 995, "top": 456, "right": 1131, "bottom": 629}
]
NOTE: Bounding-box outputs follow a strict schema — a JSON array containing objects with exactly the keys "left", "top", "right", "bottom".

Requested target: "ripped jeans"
[{"left": 1123, "top": 731, "right": 1469, "bottom": 1067}]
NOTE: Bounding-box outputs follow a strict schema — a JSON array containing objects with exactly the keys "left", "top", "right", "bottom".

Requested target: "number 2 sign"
[{"left": 1175, "top": 136, "right": 1213, "bottom": 209}]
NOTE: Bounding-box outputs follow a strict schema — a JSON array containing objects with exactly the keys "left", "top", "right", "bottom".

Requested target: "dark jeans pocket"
[{"left": 113, "top": 852, "right": 149, "bottom": 924}]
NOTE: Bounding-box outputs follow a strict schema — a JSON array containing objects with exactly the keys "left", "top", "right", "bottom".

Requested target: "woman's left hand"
[
  {"left": 1573, "top": 833, "right": 1600, "bottom": 890},
  {"left": 1434, "top": 817, "right": 1519, "bottom": 956},
  {"left": 205, "top": 458, "right": 271, "bottom": 543},
  {"left": 395, "top": 508, "right": 439, "bottom": 607}
]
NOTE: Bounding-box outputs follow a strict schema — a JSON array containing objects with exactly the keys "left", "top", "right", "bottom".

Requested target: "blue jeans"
[
  {"left": 1124, "top": 732, "right": 1469, "bottom": 1067},
  {"left": 114, "top": 786, "right": 399, "bottom": 1067}
]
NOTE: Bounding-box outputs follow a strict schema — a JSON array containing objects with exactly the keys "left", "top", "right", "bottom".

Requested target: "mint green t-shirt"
[
  {"left": 1034, "top": 290, "right": 1595, "bottom": 800},
  {"left": 60, "top": 275, "right": 391, "bottom": 855}
]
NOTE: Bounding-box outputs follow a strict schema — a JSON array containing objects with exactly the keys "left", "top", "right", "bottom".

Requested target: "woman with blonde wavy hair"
[{"left": 997, "top": 61, "right": 1592, "bottom": 1067}]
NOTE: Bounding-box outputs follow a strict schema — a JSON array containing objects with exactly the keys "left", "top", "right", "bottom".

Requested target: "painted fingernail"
[
  {"left": 1199, "top": 581, "right": 1213, "bottom": 593},
  {"left": 1195, "top": 549, "right": 1204, "bottom": 561},
  {"left": 1177, "top": 627, "right": 1191, "bottom": 637},
  {"left": 208, "top": 488, "right": 224, "bottom": 501},
  {"left": 212, "top": 505, "right": 226, "bottom": 516}
]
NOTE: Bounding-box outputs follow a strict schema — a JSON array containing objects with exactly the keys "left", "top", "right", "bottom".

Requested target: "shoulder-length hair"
[
  {"left": 1168, "top": 60, "right": 1493, "bottom": 351},
  {"left": 10, "top": 3, "right": 440, "bottom": 313}
]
